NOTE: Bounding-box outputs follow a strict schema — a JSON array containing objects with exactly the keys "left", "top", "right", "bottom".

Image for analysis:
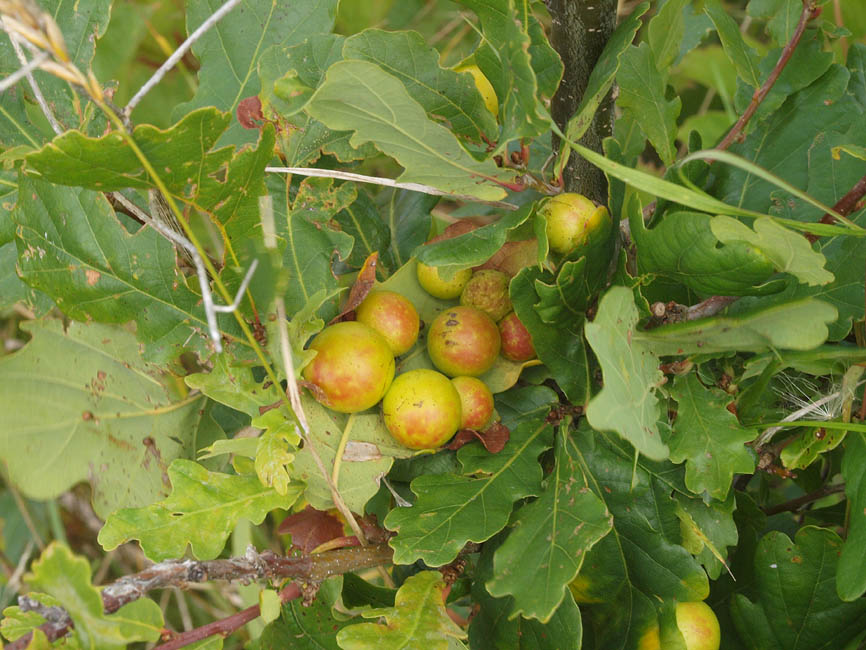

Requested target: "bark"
[{"left": 548, "top": 0, "right": 618, "bottom": 203}]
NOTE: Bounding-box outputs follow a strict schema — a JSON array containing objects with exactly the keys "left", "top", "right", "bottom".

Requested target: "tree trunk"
[{"left": 548, "top": 0, "right": 618, "bottom": 204}]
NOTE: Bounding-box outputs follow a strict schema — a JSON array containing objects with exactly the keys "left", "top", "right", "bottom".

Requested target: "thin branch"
[
  {"left": 0, "top": 44, "right": 47, "bottom": 93},
  {"left": 5, "top": 545, "right": 395, "bottom": 649},
  {"left": 4, "top": 31, "right": 62, "bottom": 135},
  {"left": 265, "top": 166, "right": 519, "bottom": 210},
  {"left": 762, "top": 483, "right": 845, "bottom": 516},
  {"left": 154, "top": 582, "right": 300, "bottom": 650},
  {"left": 108, "top": 191, "right": 258, "bottom": 353},
  {"left": 717, "top": 0, "right": 816, "bottom": 151},
  {"left": 685, "top": 295, "right": 738, "bottom": 321},
  {"left": 123, "top": 0, "right": 242, "bottom": 119}
]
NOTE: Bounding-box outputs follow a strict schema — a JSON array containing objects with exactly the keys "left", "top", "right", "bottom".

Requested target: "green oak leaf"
[
  {"left": 253, "top": 577, "right": 349, "bottom": 649},
  {"left": 415, "top": 204, "right": 533, "bottom": 278},
  {"left": 648, "top": 0, "right": 689, "bottom": 70},
  {"left": 173, "top": 0, "right": 338, "bottom": 146},
  {"left": 731, "top": 527, "right": 866, "bottom": 649},
  {"left": 617, "top": 43, "right": 681, "bottom": 165},
  {"left": 571, "top": 427, "right": 709, "bottom": 602},
  {"left": 291, "top": 395, "right": 415, "bottom": 514},
  {"left": 253, "top": 411, "right": 299, "bottom": 496},
  {"left": 632, "top": 209, "right": 780, "bottom": 296},
  {"left": 486, "top": 428, "right": 612, "bottom": 622},
  {"left": 98, "top": 459, "right": 302, "bottom": 561},
  {"left": 674, "top": 492, "right": 738, "bottom": 581},
  {"left": 336, "top": 571, "right": 466, "bottom": 650},
  {"left": 342, "top": 29, "right": 498, "bottom": 146},
  {"left": 24, "top": 108, "right": 275, "bottom": 263},
  {"left": 704, "top": 0, "right": 761, "bottom": 87},
  {"left": 385, "top": 410, "right": 554, "bottom": 566},
  {"left": 0, "top": 599, "right": 54, "bottom": 643},
  {"left": 585, "top": 286, "right": 668, "bottom": 461},
  {"left": 710, "top": 216, "right": 833, "bottom": 286},
  {"left": 637, "top": 297, "right": 837, "bottom": 355},
  {"left": 458, "top": 0, "right": 557, "bottom": 150},
  {"left": 0, "top": 0, "right": 110, "bottom": 148},
  {"left": 838, "top": 433, "right": 866, "bottom": 600},
  {"left": 0, "top": 241, "right": 54, "bottom": 314},
  {"left": 271, "top": 175, "right": 354, "bottom": 320},
  {"left": 732, "top": 32, "right": 833, "bottom": 125},
  {"left": 13, "top": 177, "right": 232, "bottom": 362},
  {"left": 305, "top": 60, "right": 512, "bottom": 201},
  {"left": 710, "top": 64, "right": 861, "bottom": 217},
  {"left": 380, "top": 188, "right": 436, "bottom": 270},
  {"left": 511, "top": 268, "right": 591, "bottom": 405},
  {"left": 23, "top": 543, "right": 163, "bottom": 649},
  {"left": 0, "top": 320, "right": 219, "bottom": 518},
  {"left": 258, "top": 34, "right": 377, "bottom": 166},
  {"left": 669, "top": 373, "right": 755, "bottom": 500},
  {"left": 186, "top": 354, "right": 283, "bottom": 417},
  {"left": 469, "top": 540, "right": 583, "bottom": 650},
  {"left": 748, "top": 0, "right": 806, "bottom": 45},
  {"left": 334, "top": 189, "right": 392, "bottom": 271}
]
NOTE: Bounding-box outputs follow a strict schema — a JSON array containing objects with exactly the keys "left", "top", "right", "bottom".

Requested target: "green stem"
[
  {"left": 755, "top": 420, "right": 866, "bottom": 433},
  {"left": 46, "top": 500, "right": 68, "bottom": 547},
  {"left": 92, "top": 97, "right": 297, "bottom": 421},
  {"left": 331, "top": 414, "right": 356, "bottom": 491}
]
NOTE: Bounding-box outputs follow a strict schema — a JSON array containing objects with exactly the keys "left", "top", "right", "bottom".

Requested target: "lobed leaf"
[
  {"left": 710, "top": 215, "right": 834, "bottom": 285},
  {"left": 336, "top": 571, "right": 466, "bottom": 649},
  {"left": 258, "top": 33, "right": 377, "bottom": 166},
  {"left": 173, "top": 0, "right": 338, "bottom": 146},
  {"left": 838, "top": 433, "right": 866, "bottom": 600},
  {"left": 0, "top": 319, "right": 220, "bottom": 518},
  {"left": 253, "top": 577, "right": 349, "bottom": 649},
  {"left": 342, "top": 29, "right": 498, "bottom": 145},
  {"left": 486, "top": 428, "right": 612, "bottom": 622},
  {"left": 21, "top": 543, "right": 163, "bottom": 648},
  {"left": 704, "top": 0, "right": 761, "bottom": 88},
  {"left": 290, "top": 395, "right": 415, "bottom": 514},
  {"left": 385, "top": 412, "right": 554, "bottom": 567},
  {"left": 632, "top": 209, "right": 780, "bottom": 297},
  {"left": 305, "top": 60, "right": 511, "bottom": 201},
  {"left": 668, "top": 373, "right": 756, "bottom": 501},
  {"left": 638, "top": 297, "right": 837, "bottom": 355},
  {"left": 511, "top": 268, "right": 591, "bottom": 405},
  {"left": 731, "top": 527, "right": 866, "bottom": 649},
  {"left": 13, "top": 177, "right": 232, "bottom": 361},
  {"left": 585, "top": 286, "right": 668, "bottom": 460},
  {"left": 570, "top": 427, "right": 709, "bottom": 602},
  {"left": 617, "top": 43, "right": 681, "bottom": 165},
  {"left": 98, "top": 459, "right": 302, "bottom": 561}
]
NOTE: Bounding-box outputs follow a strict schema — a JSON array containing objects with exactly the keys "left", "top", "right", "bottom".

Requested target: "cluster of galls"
[
  {"left": 301, "top": 270, "right": 535, "bottom": 451},
  {"left": 302, "top": 191, "right": 610, "bottom": 453}
]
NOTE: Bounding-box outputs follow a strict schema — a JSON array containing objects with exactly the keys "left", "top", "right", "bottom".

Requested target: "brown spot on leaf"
[
  {"left": 85, "top": 269, "right": 100, "bottom": 286},
  {"left": 237, "top": 96, "right": 264, "bottom": 129}
]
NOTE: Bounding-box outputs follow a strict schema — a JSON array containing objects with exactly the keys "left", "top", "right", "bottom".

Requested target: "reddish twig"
[
  {"left": 153, "top": 582, "right": 302, "bottom": 650},
  {"left": 717, "top": 0, "right": 817, "bottom": 151},
  {"left": 807, "top": 173, "right": 866, "bottom": 242}
]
